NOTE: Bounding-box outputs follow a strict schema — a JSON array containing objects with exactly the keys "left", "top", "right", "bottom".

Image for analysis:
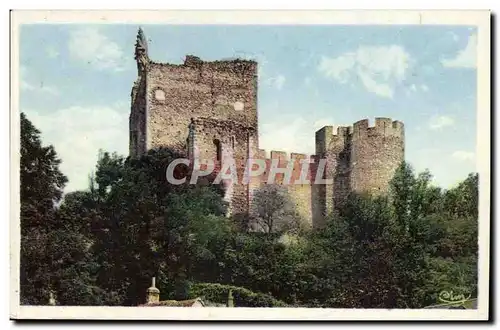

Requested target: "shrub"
[{"left": 189, "top": 283, "right": 288, "bottom": 307}]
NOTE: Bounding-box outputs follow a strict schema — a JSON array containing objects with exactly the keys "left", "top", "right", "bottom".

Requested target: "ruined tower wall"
[
  {"left": 314, "top": 118, "right": 405, "bottom": 222},
  {"left": 330, "top": 126, "right": 352, "bottom": 207},
  {"left": 129, "top": 73, "right": 148, "bottom": 158},
  {"left": 313, "top": 126, "right": 335, "bottom": 228},
  {"left": 349, "top": 118, "right": 405, "bottom": 195},
  {"left": 287, "top": 153, "right": 315, "bottom": 228},
  {"left": 190, "top": 117, "right": 256, "bottom": 216},
  {"left": 145, "top": 57, "right": 258, "bottom": 154},
  {"left": 190, "top": 117, "right": 254, "bottom": 162},
  {"left": 129, "top": 40, "right": 259, "bottom": 219},
  {"left": 129, "top": 30, "right": 407, "bottom": 231},
  {"left": 253, "top": 150, "right": 318, "bottom": 229}
]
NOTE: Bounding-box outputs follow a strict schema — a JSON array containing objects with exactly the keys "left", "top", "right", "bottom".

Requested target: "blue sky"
[{"left": 19, "top": 24, "right": 477, "bottom": 192}]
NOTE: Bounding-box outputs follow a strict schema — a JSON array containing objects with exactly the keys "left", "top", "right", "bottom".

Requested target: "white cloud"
[
  {"left": 452, "top": 150, "right": 475, "bottom": 162},
  {"left": 410, "top": 147, "right": 476, "bottom": 188},
  {"left": 441, "top": 33, "right": 477, "bottom": 69},
  {"left": 318, "top": 45, "right": 412, "bottom": 98},
  {"left": 68, "top": 27, "right": 127, "bottom": 72},
  {"left": 406, "top": 83, "right": 429, "bottom": 95},
  {"left": 20, "top": 65, "right": 60, "bottom": 96},
  {"left": 21, "top": 81, "right": 60, "bottom": 96},
  {"left": 428, "top": 115, "right": 455, "bottom": 130},
  {"left": 20, "top": 80, "right": 35, "bottom": 91},
  {"left": 259, "top": 115, "right": 335, "bottom": 155},
  {"left": 42, "top": 85, "right": 60, "bottom": 96},
  {"left": 24, "top": 103, "right": 129, "bottom": 192},
  {"left": 265, "top": 74, "right": 286, "bottom": 90}
]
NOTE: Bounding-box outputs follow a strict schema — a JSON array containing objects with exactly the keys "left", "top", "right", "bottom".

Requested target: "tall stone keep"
[
  {"left": 129, "top": 28, "right": 259, "bottom": 217},
  {"left": 129, "top": 28, "right": 259, "bottom": 159}
]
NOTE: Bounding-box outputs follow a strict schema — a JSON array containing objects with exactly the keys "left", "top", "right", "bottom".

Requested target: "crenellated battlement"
[
  {"left": 249, "top": 149, "right": 319, "bottom": 185},
  {"left": 256, "top": 149, "right": 267, "bottom": 159},
  {"left": 290, "top": 153, "right": 308, "bottom": 161},
  {"left": 315, "top": 126, "right": 334, "bottom": 155},
  {"left": 313, "top": 117, "right": 405, "bottom": 219},
  {"left": 330, "top": 126, "right": 352, "bottom": 152},
  {"left": 256, "top": 150, "right": 315, "bottom": 162},
  {"left": 352, "top": 118, "right": 404, "bottom": 139},
  {"left": 130, "top": 28, "right": 405, "bottom": 230},
  {"left": 334, "top": 126, "right": 353, "bottom": 137},
  {"left": 270, "top": 150, "right": 288, "bottom": 161},
  {"left": 315, "top": 118, "right": 404, "bottom": 151}
]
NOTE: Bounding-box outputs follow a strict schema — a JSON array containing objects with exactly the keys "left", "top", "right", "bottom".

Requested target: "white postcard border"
[{"left": 9, "top": 9, "right": 491, "bottom": 321}]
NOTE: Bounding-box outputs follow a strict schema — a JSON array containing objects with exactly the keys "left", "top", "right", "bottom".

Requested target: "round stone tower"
[{"left": 349, "top": 118, "right": 404, "bottom": 195}]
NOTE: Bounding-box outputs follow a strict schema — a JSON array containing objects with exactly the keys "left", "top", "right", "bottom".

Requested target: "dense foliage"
[
  {"left": 20, "top": 113, "right": 68, "bottom": 305},
  {"left": 189, "top": 283, "right": 288, "bottom": 307},
  {"left": 19, "top": 113, "right": 478, "bottom": 308}
]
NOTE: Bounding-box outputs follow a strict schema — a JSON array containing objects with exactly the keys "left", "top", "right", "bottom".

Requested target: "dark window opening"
[
  {"left": 214, "top": 139, "right": 222, "bottom": 161},
  {"left": 339, "top": 151, "right": 350, "bottom": 164}
]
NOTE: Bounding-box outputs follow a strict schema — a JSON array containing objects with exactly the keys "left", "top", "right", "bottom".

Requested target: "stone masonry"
[{"left": 129, "top": 28, "right": 405, "bottom": 229}]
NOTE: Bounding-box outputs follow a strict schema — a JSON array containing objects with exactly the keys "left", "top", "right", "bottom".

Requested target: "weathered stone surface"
[
  {"left": 314, "top": 118, "right": 405, "bottom": 228},
  {"left": 129, "top": 29, "right": 405, "bottom": 230}
]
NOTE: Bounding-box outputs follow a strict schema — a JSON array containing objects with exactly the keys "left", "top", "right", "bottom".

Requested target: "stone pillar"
[
  {"left": 227, "top": 289, "right": 234, "bottom": 307},
  {"left": 48, "top": 291, "right": 56, "bottom": 306},
  {"left": 147, "top": 277, "right": 160, "bottom": 304}
]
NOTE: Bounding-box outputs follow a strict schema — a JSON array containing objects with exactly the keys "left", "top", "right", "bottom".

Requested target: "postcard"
[{"left": 10, "top": 10, "right": 490, "bottom": 321}]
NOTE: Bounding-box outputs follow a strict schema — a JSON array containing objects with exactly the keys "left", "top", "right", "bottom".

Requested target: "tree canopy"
[{"left": 19, "top": 115, "right": 478, "bottom": 308}]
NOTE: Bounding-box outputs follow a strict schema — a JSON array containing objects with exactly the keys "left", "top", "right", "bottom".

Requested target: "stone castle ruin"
[{"left": 129, "top": 28, "right": 405, "bottom": 229}]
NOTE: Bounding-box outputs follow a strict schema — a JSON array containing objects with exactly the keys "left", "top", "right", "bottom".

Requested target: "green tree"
[
  {"left": 390, "top": 162, "right": 443, "bottom": 230},
  {"left": 389, "top": 164, "right": 478, "bottom": 307},
  {"left": 87, "top": 148, "right": 230, "bottom": 305},
  {"left": 421, "top": 174, "right": 479, "bottom": 303},
  {"left": 20, "top": 112, "right": 68, "bottom": 304},
  {"left": 250, "top": 184, "right": 303, "bottom": 233},
  {"left": 51, "top": 189, "right": 123, "bottom": 305},
  {"left": 443, "top": 173, "right": 479, "bottom": 219},
  {"left": 334, "top": 194, "right": 404, "bottom": 308},
  {"left": 20, "top": 112, "right": 67, "bottom": 231}
]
